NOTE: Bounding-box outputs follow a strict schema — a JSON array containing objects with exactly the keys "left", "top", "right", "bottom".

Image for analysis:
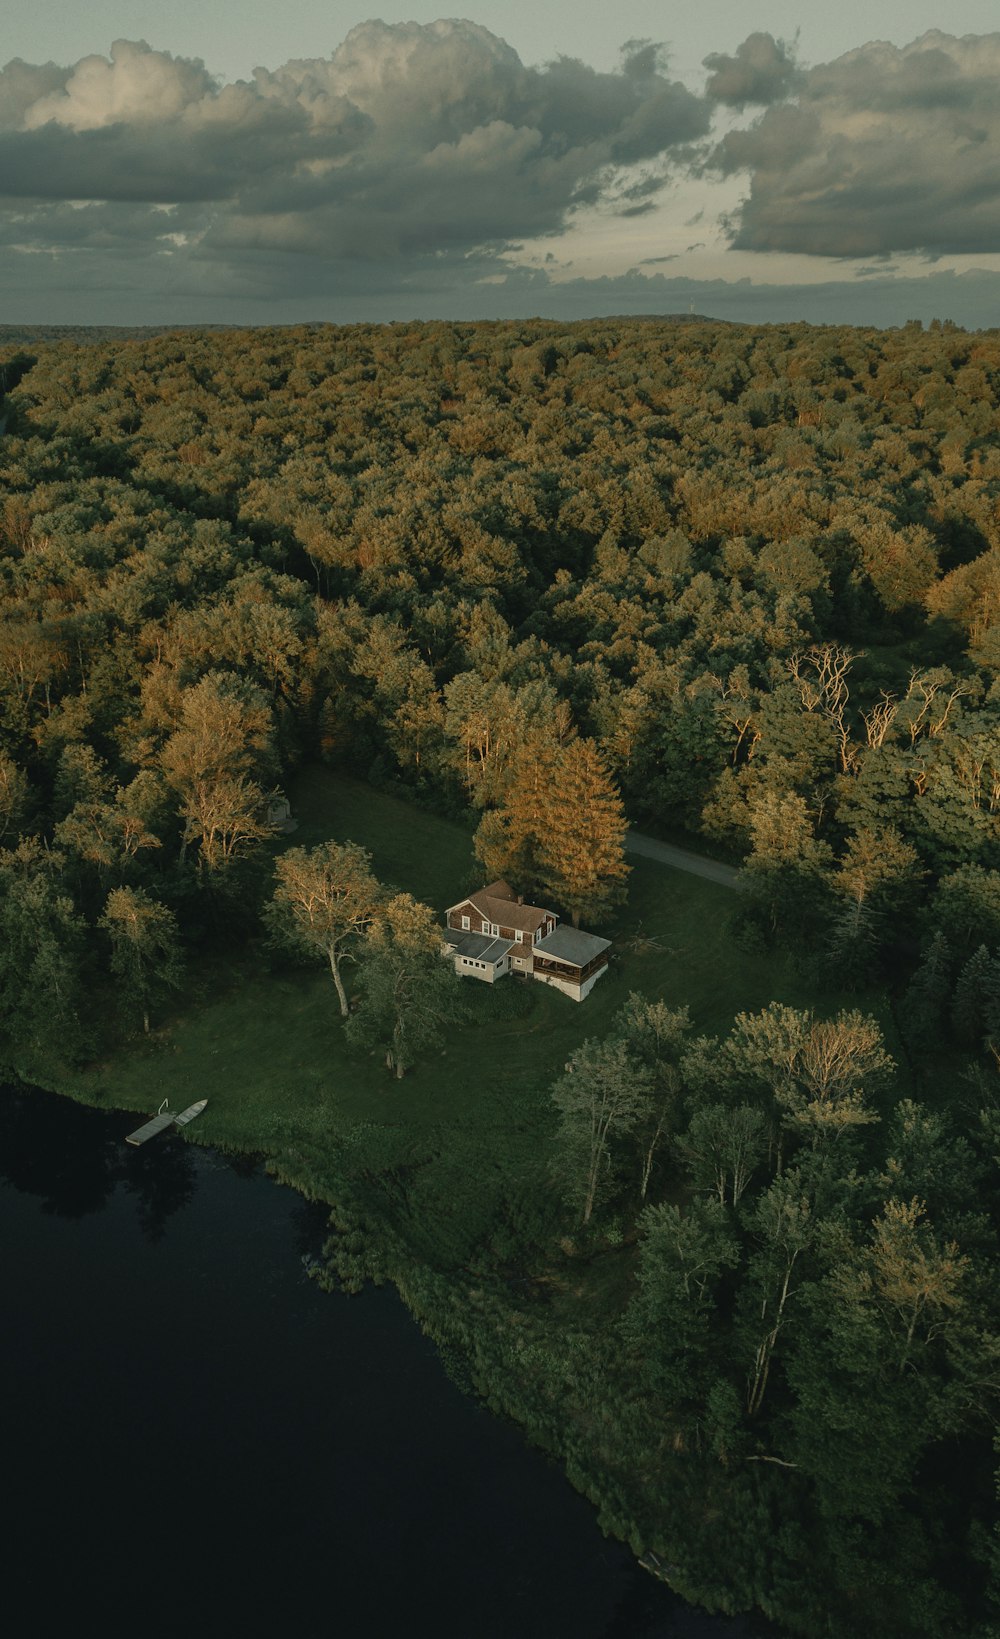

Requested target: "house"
[{"left": 443, "top": 880, "right": 610, "bottom": 1002}]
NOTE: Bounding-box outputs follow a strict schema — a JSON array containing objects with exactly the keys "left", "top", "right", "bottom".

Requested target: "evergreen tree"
[
  {"left": 902, "top": 930, "right": 954, "bottom": 1050},
  {"left": 952, "top": 944, "right": 998, "bottom": 1048},
  {"left": 537, "top": 736, "right": 629, "bottom": 927}
]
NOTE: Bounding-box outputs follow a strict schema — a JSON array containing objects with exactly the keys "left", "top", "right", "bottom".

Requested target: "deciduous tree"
[
  {"left": 265, "top": 840, "right": 383, "bottom": 1018},
  {"left": 159, "top": 673, "right": 276, "bottom": 872},
  {"left": 550, "top": 1038, "right": 654, "bottom": 1224},
  {"left": 99, "top": 885, "right": 183, "bottom": 1034},
  {"left": 346, "top": 893, "right": 465, "bottom": 1078},
  {"left": 475, "top": 734, "right": 628, "bottom": 927}
]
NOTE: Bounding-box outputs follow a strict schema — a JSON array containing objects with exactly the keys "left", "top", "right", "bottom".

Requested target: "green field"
[{"left": 66, "top": 766, "right": 885, "bottom": 1173}]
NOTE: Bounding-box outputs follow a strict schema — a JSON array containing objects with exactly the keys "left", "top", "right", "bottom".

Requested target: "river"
[{"left": 1, "top": 1081, "right": 757, "bottom": 1637}]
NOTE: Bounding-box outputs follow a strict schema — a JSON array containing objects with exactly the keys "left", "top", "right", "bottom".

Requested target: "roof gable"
[
  {"left": 470, "top": 890, "right": 555, "bottom": 934},
  {"left": 446, "top": 880, "right": 558, "bottom": 935}
]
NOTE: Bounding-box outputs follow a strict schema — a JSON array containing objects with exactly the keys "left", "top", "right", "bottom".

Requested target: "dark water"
[{"left": 1, "top": 1083, "right": 752, "bottom": 1638}]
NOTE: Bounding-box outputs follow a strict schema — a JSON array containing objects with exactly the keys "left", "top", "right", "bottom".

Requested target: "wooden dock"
[
  {"left": 126, "top": 1099, "right": 207, "bottom": 1146},
  {"left": 125, "top": 1109, "right": 178, "bottom": 1147}
]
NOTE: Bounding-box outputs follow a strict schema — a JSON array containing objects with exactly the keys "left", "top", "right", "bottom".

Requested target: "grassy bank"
[
  {"left": 56, "top": 767, "right": 867, "bottom": 1160},
  {"left": 22, "top": 768, "right": 921, "bottom": 1629}
]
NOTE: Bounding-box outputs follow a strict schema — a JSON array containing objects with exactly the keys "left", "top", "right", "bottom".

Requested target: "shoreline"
[{"left": 8, "top": 1063, "right": 694, "bottom": 1594}]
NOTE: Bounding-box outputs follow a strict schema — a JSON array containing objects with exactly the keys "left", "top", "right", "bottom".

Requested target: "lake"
[{"left": 1, "top": 1081, "right": 756, "bottom": 1637}]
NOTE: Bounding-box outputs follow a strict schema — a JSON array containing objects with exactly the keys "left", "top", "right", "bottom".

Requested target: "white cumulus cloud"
[{"left": 713, "top": 30, "right": 1000, "bottom": 257}]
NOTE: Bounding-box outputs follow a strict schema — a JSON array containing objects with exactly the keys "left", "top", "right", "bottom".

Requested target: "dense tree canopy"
[{"left": 2, "top": 314, "right": 1000, "bottom": 1637}]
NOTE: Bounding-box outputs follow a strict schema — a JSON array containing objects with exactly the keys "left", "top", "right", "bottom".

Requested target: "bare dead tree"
[
  {"left": 862, "top": 692, "right": 899, "bottom": 751},
  {"left": 788, "top": 645, "right": 858, "bottom": 773}
]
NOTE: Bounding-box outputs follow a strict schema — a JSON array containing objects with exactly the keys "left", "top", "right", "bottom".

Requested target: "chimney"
[{"left": 517, "top": 895, "right": 523, "bottom": 905}]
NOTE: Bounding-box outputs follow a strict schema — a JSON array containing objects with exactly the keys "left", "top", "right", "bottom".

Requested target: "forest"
[{"left": 1, "top": 315, "right": 999, "bottom": 1637}]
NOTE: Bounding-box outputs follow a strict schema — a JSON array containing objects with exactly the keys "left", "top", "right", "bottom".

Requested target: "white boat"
[{"left": 173, "top": 1099, "right": 208, "bottom": 1128}]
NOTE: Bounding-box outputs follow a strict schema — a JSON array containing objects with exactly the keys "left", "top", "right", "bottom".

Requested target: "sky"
[{"left": 3, "top": 2, "right": 1000, "bottom": 328}]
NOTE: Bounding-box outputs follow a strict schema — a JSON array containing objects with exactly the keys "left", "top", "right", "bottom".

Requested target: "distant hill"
[
  {"left": 0, "top": 312, "right": 723, "bottom": 352},
  {"left": 598, "top": 312, "right": 724, "bottom": 323},
  {"left": 0, "top": 323, "right": 241, "bottom": 347}
]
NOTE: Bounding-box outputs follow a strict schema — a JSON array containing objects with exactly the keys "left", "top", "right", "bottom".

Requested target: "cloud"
[
  {"left": 714, "top": 30, "right": 1000, "bottom": 256},
  {"left": 21, "top": 38, "right": 217, "bottom": 130},
  {"left": 0, "top": 24, "right": 709, "bottom": 299},
  {"left": 703, "top": 33, "right": 799, "bottom": 109}
]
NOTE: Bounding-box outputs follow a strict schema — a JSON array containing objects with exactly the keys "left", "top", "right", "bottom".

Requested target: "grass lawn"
[{"left": 65, "top": 767, "right": 898, "bottom": 1172}]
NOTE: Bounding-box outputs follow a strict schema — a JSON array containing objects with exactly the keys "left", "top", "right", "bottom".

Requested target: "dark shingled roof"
[
  {"left": 447, "top": 879, "right": 555, "bottom": 935},
  {"left": 534, "top": 926, "right": 611, "bottom": 969},
  {"left": 445, "top": 930, "right": 514, "bottom": 963}
]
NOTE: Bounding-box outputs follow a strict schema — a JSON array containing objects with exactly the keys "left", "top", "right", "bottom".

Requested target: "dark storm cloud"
[
  {"left": 0, "top": 24, "right": 708, "bottom": 297},
  {"left": 703, "top": 33, "right": 799, "bottom": 109},
  {"left": 713, "top": 30, "right": 1000, "bottom": 257}
]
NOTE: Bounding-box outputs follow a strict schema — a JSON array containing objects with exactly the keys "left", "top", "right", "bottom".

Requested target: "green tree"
[
  {"left": 902, "top": 930, "right": 954, "bottom": 1051},
  {"left": 952, "top": 945, "right": 998, "bottom": 1048},
  {"left": 265, "top": 840, "right": 383, "bottom": 1018},
  {"left": 929, "top": 866, "right": 1000, "bottom": 961},
  {"left": 683, "top": 1103, "right": 767, "bottom": 1207},
  {"left": 741, "top": 1169, "right": 816, "bottom": 1417},
  {"left": 737, "top": 789, "right": 833, "bottom": 947},
  {"left": 613, "top": 992, "right": 691, "bottom": 1198},
  {"left": 99, "top": 885, "right": 183, "bottom": 1034},
  {"left": 550, "top": 1037, "right": 654, "bottom": 1224},
  {"left": 0, "top": 846, "right": 89, "bottom": 1062},
  {"left": 623, "top": 1196, "right": 739, "bottom": 1411},
  {"left": 829, "top": 825, "right": 922, "bottom": 979},
  {"left": 346, "top": 893, "right": 465, "bottom": 1078}
]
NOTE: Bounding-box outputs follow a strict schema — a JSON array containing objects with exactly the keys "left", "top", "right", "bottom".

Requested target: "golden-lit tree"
[
  {"left": 474, "top": 734, "right": 628, "bottom": 927},
  {"left": 265, "top": 840, "right": 383, "bottom": 1018}
]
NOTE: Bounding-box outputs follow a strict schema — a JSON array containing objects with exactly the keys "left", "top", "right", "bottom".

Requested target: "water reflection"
[
  {"left": 121, "top": 1139, "right": 196, "bottom": 1242},
  {"left": 0, "top": 1082, "right": 196, "bottom": 1241},
  {"left": 2, "top": 1081, "right": 761, "bottom": 1639}
]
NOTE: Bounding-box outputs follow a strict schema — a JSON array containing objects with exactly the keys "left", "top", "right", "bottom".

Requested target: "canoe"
[{"left": 173, "top": 1099, "right": 208, "bottom": 1127}]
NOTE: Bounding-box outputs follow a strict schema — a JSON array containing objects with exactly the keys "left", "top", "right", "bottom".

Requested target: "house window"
[
  {"left": 461, "top": 915, "right": 470, "bottom": 930},
  {"left": 490, "top": 922, "right": 499, "bottom": 937},
  {"left": 533, "top": 929, "right": 540, "bottom": 945}
]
